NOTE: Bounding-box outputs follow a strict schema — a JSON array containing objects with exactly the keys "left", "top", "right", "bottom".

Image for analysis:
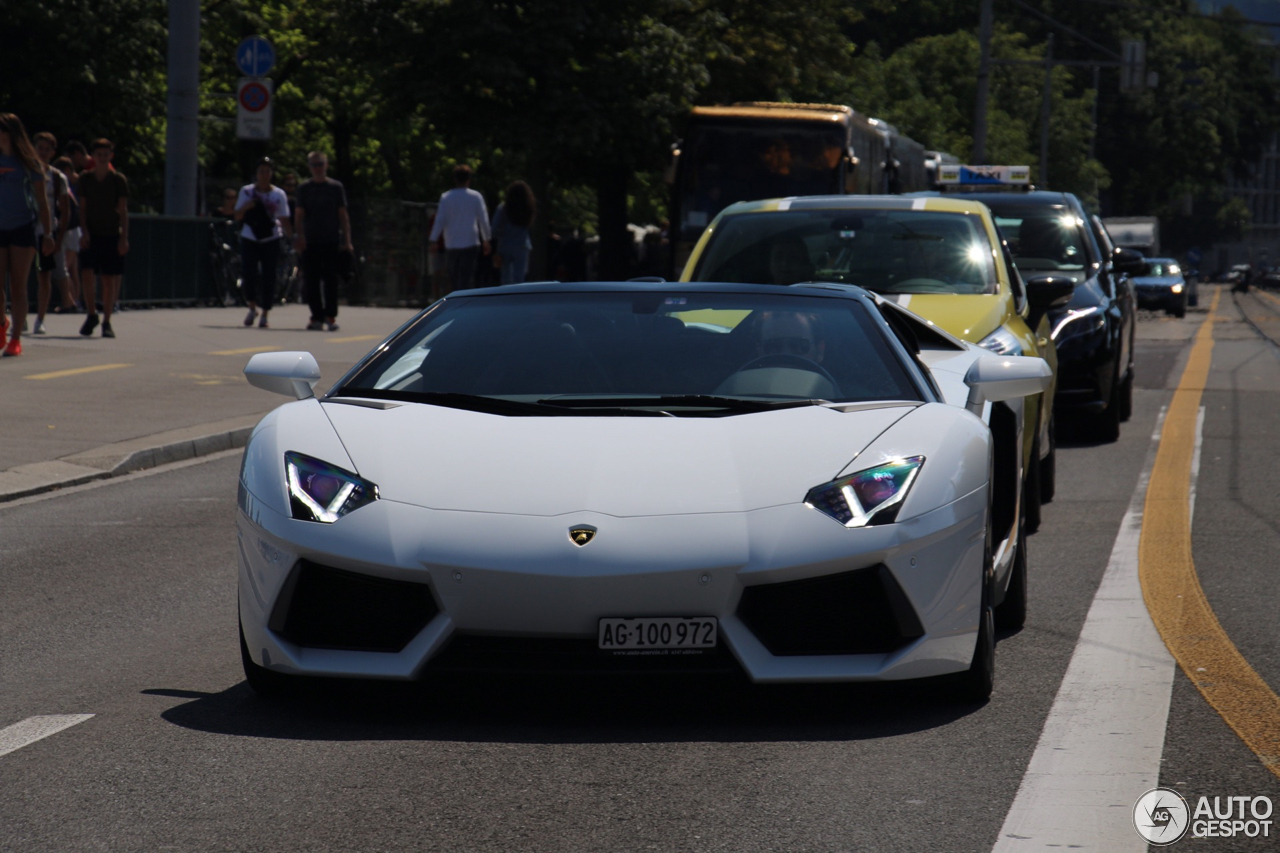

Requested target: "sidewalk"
[{"left": 0, "top": 303, "right": 420, "bottom": 502}]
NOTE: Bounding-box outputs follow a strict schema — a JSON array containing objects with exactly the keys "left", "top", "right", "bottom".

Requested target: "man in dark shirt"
[
  {"left": 294, "top": 151, "right": 352, "bottom": 331},
  {"left": 77, "top": 138, "right": 128, "bottom": 338}
]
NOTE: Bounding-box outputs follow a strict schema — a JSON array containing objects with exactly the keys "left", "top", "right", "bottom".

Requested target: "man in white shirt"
[{"left": 428, "top": 164, "right": 491, "bottom": 291}]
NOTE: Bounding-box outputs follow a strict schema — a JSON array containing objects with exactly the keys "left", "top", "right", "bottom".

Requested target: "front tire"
[
  {"left": 1092, "top": 372, "right": 1122, "bottom": 443},
  {"left": 1023, "top": 435, "right": 1042, "bottom": 534},
  {"left": 953, "top": 517, "right": 995, "bottom": 702}
]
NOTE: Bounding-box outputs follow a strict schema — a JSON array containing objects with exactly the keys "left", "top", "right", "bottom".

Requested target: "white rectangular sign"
[{"left": 236, "top": 77, "right": 273, "bottom": 140}]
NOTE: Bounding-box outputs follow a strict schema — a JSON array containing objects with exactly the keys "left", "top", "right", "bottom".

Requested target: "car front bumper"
[{"left": 237, "top": 485, "right": 987, "bottom": 685}]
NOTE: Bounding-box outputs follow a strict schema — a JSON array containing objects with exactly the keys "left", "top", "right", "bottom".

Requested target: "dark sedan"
[
  {"left": 915, "top": 191, "right": 1138, "bottom": 442},
  {"left": 1132, "top": 258, "right": 1188, "bottom": 317}
]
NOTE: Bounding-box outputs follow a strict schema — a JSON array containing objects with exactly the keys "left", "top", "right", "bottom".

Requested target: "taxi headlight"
[
  {"left": 805, "top": 456, "right": 925, "bottom": 528},
  {"left": 285, "top": 451, "right": 378, "bottom": 523},
  {"left": 977, "top": 326, "right": 1023, "bottom": 356}
]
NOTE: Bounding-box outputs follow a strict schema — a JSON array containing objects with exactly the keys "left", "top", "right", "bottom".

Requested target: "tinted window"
[
  {"left": 990, "top": 206, "right": 1089, "bottom": 273},
  {"left": 693, "top": 209, "right": 998, "bottom": 295},
  {"left": 338, "top": 291, "right": 923, "bottom": 411}
]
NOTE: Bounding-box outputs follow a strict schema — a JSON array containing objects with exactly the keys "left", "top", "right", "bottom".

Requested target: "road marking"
[
  {"left": 326, "top": 334, "right": 381, "bottom": 344},
  {"left": 0, "top": 715, "right": 94, "bottom": 759},
  {"left": 1140, "top": 286, "right": 1280, "bottom": 776},
  {"left": 1254, "top": 288, "right": 1280, "bottom": 308},
  {"left": 209, "top": 346, "right": 281, "bottom": 356},
  {"left": 24, "top": 363, "right": 131, "bottom": 381},
  {"left": 991, "top": 409, "right": 1178, "bottom": 852}
]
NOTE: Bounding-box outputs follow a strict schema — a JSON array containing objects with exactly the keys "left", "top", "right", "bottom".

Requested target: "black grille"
[
  {"left": 737, "top": 565, "right": 924, "bottom": 656},
  {"left": 426, "top": 634, "right": 743, "bottom": 676},
  {"left": 269, "top": 560, "right": 438, "bottom": 652}
]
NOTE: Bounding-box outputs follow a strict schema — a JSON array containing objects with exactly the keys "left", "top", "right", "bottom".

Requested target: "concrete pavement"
[{"left": 0, "top": 303, "right": 421, "bottom": 502}]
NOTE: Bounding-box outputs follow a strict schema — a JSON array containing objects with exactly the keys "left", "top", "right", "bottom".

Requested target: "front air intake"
[
  {"left": 737, "top": 565, "right": 924, "bottom": 656},
  {"left": 269, "top": 560, "right": 438, "bottom": 652}
]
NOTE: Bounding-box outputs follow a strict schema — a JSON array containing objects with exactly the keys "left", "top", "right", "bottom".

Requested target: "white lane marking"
[
  {"left": 992, "top": 408, "right": 1179, "bottom": 852},
  {"left": 0, "top": 715, "right": 94, "bottom": 759},
  {"left": 1189, "top": 406, "right": 1204, "bottom": 521}
]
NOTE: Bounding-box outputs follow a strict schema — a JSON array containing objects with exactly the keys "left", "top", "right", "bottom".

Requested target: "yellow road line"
[
  {"left": 209, "top": 346, "right": 282, "bottom": 356},
  {"left": 1140, "top": 286, "right": 1280, "bottom": 775},
  {"left": 326, "top": 334, "right": 381, "bottom": 344},
  {"left": 24, "top": 363, "right": 132, "bottom": 381},
  {"left": 1255, "top": 288, "right": 1280, "bottom": 309}
]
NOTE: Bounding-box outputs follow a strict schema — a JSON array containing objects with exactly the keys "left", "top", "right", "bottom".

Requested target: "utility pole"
[
  {"left": 164, "top": 0, "right": 200, "bottom": 216},
  {"left": 973, "top": 0, "right": 994, "bottom": 164},
  {"left": 1039, "top": 33, "right": 1054, "bottom": 189}
]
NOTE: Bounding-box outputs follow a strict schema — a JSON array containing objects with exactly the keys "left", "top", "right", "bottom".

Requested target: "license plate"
[{"left": 598, "top": 617, "right": 717, "bottom": 650}]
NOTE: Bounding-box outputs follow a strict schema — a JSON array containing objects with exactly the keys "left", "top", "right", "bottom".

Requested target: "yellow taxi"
[{"left": 681, "top": 194, "right": 1065, "bottom": 534}]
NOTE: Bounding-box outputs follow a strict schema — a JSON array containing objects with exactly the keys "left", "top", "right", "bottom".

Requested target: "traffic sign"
[
  {"left": 236, "top": 36, "right": 276, "bottom": 77},
  {"left": 236, "top": 77, "right": 273, "bottom": 140}
]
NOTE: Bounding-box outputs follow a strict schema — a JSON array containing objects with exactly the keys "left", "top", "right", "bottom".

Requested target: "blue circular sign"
[{"left": 236, "top": 36, "right": 276, "bottom": 77}]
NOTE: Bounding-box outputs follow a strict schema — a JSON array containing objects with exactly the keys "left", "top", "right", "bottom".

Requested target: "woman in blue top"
[
  {"left": 0, "top": 113, "right": 54, "bottom": 357},
  {"left": 491, "top": 180, "right": 536, "bottom": 285}
]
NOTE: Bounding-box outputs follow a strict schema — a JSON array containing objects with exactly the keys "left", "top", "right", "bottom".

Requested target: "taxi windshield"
[{"left": 691, "top": 209, "right": 998, "bottom": 295}]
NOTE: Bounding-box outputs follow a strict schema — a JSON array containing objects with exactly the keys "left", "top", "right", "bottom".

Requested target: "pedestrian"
[
  {"left": 295, "top": 151, "right": 351, "bottom": 331},
  {"left": 31, "top": 132, "right": 70, "bottom": 335},
  {"left": 51, "top": 155, "right": 82, "bottom": 313},
  {"left": 0, "top": 113, "right": 55, "bottom": 356},
  {"left": 211, "top": 187, "right": 237, "bottom": 218},
  {"left": 234, "top": 157, "right": 292, "bottom": 328},
  {"left": 491, "top": 180, "right": 536, "bottom": 285},
  {"left": 77, "top": 138, "right": 129, "bottom": 338},
  {"left": 64, "top": 140, "right": 90, "bottom": 174},
  {"left": 428, "top": 164, "right": 490, "bottom": 291}
]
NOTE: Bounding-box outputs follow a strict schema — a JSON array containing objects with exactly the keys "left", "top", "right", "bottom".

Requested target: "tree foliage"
[{"left": 4, "top": 0, "right": 1276, "bottom": 263}]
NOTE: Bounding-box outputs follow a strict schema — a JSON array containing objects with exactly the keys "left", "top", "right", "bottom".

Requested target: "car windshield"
[
  {"left": 690, "top": 209, "right": 998, "bottom": 295},
  {"left": 1142, "top": 260, "right": 1180, "bottom": 277},
  {"left": 989, "top": 206, "right": 1090, "bottom": 273},
  {"left": 335, "top": 290, "right": 924, "bottom": 415}
]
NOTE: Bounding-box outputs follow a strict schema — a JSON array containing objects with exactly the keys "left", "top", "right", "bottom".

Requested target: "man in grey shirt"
[
  {"left": 295, "top": 151, "right": 352, "bottom": 331},
  {"left": 428, "top": 164, "right": 490, "bottom": 291}
]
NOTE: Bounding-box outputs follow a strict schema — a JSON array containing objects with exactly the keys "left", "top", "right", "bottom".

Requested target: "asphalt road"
[{"left": 1, "top": 288, "right": 1278, "bottom": 852}]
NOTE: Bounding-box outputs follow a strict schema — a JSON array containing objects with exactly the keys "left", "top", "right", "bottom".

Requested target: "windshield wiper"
[
  {"left": 334, "top": 388, "right": 563, "bottom": 416},
  {"left": 538, "top": 394, "right": 830, "bottom": 412}
]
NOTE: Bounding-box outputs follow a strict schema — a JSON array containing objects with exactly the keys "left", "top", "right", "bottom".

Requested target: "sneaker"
[
  {"left": 33, "top": 320, "right": 45, "bottom": 335},
  {"left": 259, "top": 315, "right": 269, "bottom": 328},
  {"left": 0, "top": 316, "right": 8, "bottom": 345},
  {"left": 101, "top": 321, "right": 115, "bottom": 338},
  {"left": 80, "top": 313, "right": 99, "bottom": 337},
  {"left": 244, "top": 308, "right": 258, "bottom": 327},
  {"left": 306, "top": 320, "right": 324, "bottom": 331},
  {"left": 325, "top": 319, "right": 340, "bottom": 332},
  {"left": 3, "top": 339, "right": 21, "bottom": 357}
]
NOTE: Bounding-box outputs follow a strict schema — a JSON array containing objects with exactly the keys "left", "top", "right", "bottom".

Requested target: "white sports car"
[{"left": 237, "top": 281, "right": 1050, "bottom": 701}]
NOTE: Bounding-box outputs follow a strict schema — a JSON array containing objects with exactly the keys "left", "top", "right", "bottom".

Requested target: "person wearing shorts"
[
  {"left": 51, "top": 155, "right": 81, "bottom": 313},
  {"left": 77, "top": 138, "right": 128, "bottom": 338},
  {"left": 0, "top": 113, "right": 55, "bottom": 357},
  {"left": 31, "top": 132, "right": 69, "bottom": 335}
]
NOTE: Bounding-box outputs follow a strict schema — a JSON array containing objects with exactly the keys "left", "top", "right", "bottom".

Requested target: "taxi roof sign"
[{"left": 937, "top": 165, "right": 1031, "bottom": 185}]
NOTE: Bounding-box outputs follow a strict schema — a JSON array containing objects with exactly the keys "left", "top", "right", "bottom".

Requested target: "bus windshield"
[{"left": 677, "top": 123, "right": 844, "bottom": 240}]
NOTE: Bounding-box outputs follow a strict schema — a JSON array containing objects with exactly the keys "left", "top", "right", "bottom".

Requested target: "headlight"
[
  {"left": 805, "top": 456, "right": 925, "bottom": 528},
  {"left": 1051, "top": 306, "right": 1104, "bottom": 341},
  {"left": 977, "top": 326, "right": 1023, "bottom": 356},
  {"left": 285, "top": 451, "right": 378, "bottom": 523},
  {"left": 1171, "top": 283, "right": 1184, "bottom": 294}
]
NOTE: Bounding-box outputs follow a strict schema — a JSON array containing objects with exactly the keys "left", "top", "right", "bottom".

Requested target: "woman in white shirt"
[{"left": 234, "top": 157, "right": 293, "bottom": 328}]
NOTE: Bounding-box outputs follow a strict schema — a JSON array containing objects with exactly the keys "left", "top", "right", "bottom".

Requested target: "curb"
[{"left": 0, "top": 414, "right": 262, "bottom": 504}]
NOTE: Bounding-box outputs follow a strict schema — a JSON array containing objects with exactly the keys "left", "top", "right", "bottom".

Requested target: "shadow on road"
[{"left": 145, "top": 671, "right": 983, "bottom": 745}]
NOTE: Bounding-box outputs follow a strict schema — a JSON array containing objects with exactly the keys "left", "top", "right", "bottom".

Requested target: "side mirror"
[
  {"left": 244, "top": 351, "right": 322, "bottom": 400},
  {"left": 964, "top": 355, "right": 1053, "bottom": 416},
  {"left": 1113, "top": 247, "right": 1145, "bottom": 276},
  {"left": 1025, "top": 274, "right": 1075, "bottom": 329}
]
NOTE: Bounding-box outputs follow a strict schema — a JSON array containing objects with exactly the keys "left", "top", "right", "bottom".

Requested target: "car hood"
[
  {"left": 321, "top": 400, "right": 915, "bottom": 516},
  {"left": 878, "top": 293, "right": 1009, "bottom": 344}
]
